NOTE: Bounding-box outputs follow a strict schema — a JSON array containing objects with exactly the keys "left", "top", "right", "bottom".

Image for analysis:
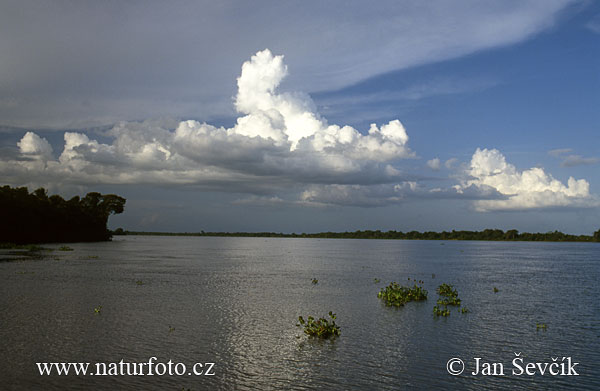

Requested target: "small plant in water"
[
  {"left": 377, "top": 280, "right": 428, "bottom": 307},
  {"left": 58, "top": 246, "right": 74, "bottom": 251},
  {"left": 169, "top": 326, "right": 176, "bottom": 333},
  {"left": 436, "top": 283, "right": 458, "bottom": 298},
  {"left": 437, "top": 297, "right": 461, "bottom": 306},
  {"left": 136, "top": 280, "right": 144, "bottom": 285},
  {"left": 297, "top": 311, "right": 340, "bottom": 339},
  {"left": 493, "top": 287, "right": 499, "bottom": 293},
  {"left": 94, "top": 305, "right": 102, "bottom": 314},
  {"left": 536, "top": 323, "right": 547, "bottom": 331},
  {"left": 311, "top": 278, "right": 318, "bottom": 285},
  {"left": 373, "top": 278, "right": 380, "bottom": 284},
  {"left": 433, "top": 282, "right": 471, "bottom": 316},
  {"left": 433, "top": 305, "right": 450, "bottom": 317}
]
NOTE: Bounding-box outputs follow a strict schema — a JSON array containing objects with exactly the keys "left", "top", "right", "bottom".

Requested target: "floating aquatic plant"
[
  {"left": 433, "top": 305, "right": 450, "bottom": 317},
  {"left": 94, "top": 305, "right": 102, "bottom": 314},
  {"left": 58, "top": 246, "right": 74, "bottom": 251},
  {"left": 436, "top": 283, "right": 458, "bottom": 298},
  {"left": 311, "top": 278, "right": 318, "bottom": 285},
  {"left": 434, "top": 283, "right": 470, "bottom": 316},
  {"left": 297, "top": 312, "right": 340, "bottom": 339},
  {"left": 493, "top": 287, "right": 499, "bottom": 293},
  {"left": 373, "top": 278, "right": 380, "bottom": 284},
  {"left": 536, "top": 323, "right": 547, "bottom": 331},
  {"left": 437, "top": 297, "right": 461, "bottom": 306},
  {"left": 169, "top": 326, "right": 175, "bottom": 333},
  {"left": 136, "top": 280, "right": 144, "bottom": 285},
  {"left": 377, "top": 280, "right": 428, "bottom": 307}
]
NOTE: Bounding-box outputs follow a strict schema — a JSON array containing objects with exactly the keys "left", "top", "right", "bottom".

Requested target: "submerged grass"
[{"left": 0, "top": 243, "right": 50, "bottom": 251}]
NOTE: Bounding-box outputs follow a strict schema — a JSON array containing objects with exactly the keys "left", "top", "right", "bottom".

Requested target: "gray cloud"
[
  {"left": 548, "top": 148, "right": 599, "bottom": 167},
  {"left": 561, "top": 155, "right": 600, "bottom": 167},
  {"left": 0, "top": 0, "right": 579, "bottom": 128},
  {"left": 548, "top": 148, "right": 574, "bottom": 157}
]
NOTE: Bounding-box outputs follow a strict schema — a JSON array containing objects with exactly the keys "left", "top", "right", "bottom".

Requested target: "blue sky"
[{"left": 1, "top": 1, "right": 599, "bottom": 234}]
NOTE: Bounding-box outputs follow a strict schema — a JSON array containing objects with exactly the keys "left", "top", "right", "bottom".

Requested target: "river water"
[{"left": 1, "top": 236, "right": 599, "bottom": 390}]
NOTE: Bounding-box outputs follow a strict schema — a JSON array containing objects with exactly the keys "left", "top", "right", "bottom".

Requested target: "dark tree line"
[
  {"left": 0, "top": 185, "right": 126, "bottom": 244},
  {"left": 122, "top": 228, "right": 600, "bottom": 242}
]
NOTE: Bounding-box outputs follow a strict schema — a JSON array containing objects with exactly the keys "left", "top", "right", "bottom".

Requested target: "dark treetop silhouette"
[
  {"left": 120, "top": 228, "right": 600, "bottom": 243},
  {"left": 0, "top": 185, "right": 126, "bottom": 244}
]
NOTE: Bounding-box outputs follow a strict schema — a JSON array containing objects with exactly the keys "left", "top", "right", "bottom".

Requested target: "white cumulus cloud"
[
  {"left": 427, "top": 158, "right": 441, "bottom": 170},
  {"left": 1, "top": 50, "right": 415, "bottom": 198},
  {"left": 17, "top": 131, "right": 53, "bottom": 161},
  {"left": 461, "top": 148, "right": 597, "bottom": 211}
]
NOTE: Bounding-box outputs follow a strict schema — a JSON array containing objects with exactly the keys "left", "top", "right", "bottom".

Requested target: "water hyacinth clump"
[
  {"left": 433, "top": 305, "right": 450, "bottom": 317},
  {"left": 433, "top": 283, "right": 469, "bottom": 316},
  {"left": 437, "top": 297, "right": 461, "bottom": 306},
  {"left": 436, "top": 283, "right": 458, "bottom": 298},
  {"left": 297, "top": 312, "right": 341, "bottom": 339},
  {"left": 377, "top": 280, "right": 428, "bottom": 307}
]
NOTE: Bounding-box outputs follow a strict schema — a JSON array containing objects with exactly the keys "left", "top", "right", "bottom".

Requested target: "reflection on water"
[{"left": 1, "top": 236, "right": 599, "bottom": 390}]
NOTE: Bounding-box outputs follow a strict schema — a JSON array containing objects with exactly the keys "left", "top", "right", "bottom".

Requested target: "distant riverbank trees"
[
  {"left": 0, "top": 185, "right": 126, "bottom": 244},
  {"left": 119, "top": 228, "right": 600, "bottom": 242}
]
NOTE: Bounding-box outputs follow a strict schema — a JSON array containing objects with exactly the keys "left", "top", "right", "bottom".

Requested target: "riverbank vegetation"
[
  {"left": 117, "top": 228, "right": 600, "bottom": 242},
  {"left": 0, "top": 185, "right": 125, "bottom": 244}
]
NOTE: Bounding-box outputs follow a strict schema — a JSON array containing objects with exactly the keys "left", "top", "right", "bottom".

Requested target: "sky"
[{"left": 1, "top": 0, "right": 599, "bottom": 234}]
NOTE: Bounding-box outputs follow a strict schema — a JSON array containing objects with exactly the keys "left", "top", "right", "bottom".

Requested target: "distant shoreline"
[{"left": 115, "top": 228, "right": 600, "bottom": 243}]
